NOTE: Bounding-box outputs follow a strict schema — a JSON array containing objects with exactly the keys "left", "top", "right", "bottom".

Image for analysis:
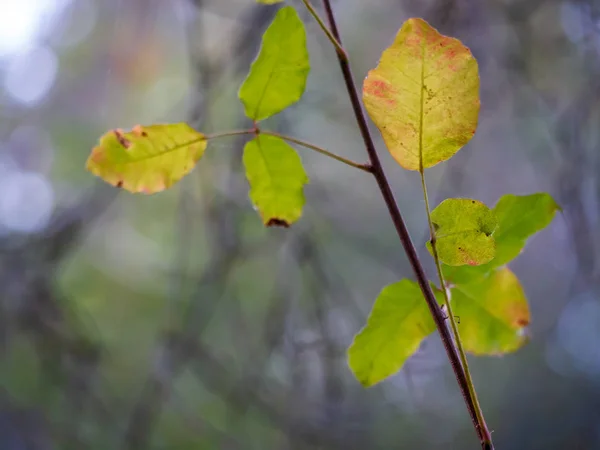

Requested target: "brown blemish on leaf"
[
  {"left": 364, "top": 79, "right": 396, "bottom": 106},
  {"left": 516, "top": 317, "right": 529, "bottom": 327},
  {"left": 116, "top": 181, "right": 123, "bottom": 188},
  {"left": 90, "top": 149, "right": 105, "bottom": 163},
  {"left": 132, "top": 125, "right": 148, "bottom": 137},
  {"left": 114, "top": 129, "right": 131, "bottom": 149},
  {"left": 266, "top": 218, "right": 290, "bottom": 228}
]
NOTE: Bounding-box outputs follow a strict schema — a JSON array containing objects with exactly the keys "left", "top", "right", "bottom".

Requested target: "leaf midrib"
[{"left": 113, "top": 136, "right": 205, "bottom": 165}]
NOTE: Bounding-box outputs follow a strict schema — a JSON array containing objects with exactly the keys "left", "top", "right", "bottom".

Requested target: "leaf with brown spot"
[
  {"left": 362, "top": 18, "right": 479, "bottom": 171},
  {"left": 443, "top": 193, "right": 561, "bottom": 284},
  {"left": 243, "top": 134, "right": 309, "bottom": 226},
  {"left": 426, "top": 198, "right": 497, "bottom": 266},
  {"left": 86, "top": 123, "right": 206, "bottom": 194},
  {"left": 451, "top": 267, "right": 530, "bottom": 355}
]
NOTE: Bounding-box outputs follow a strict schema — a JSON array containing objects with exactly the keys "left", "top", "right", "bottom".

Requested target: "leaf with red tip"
[
  {"left": 363, "top": 18, "right": 479, "bottom": 171},
  {"left": 451, "top": 267, "right": 530, "bottom": 355}
]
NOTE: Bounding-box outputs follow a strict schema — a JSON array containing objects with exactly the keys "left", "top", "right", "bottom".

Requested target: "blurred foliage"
[{"left": 0, "top": 0, "right": 599, "bottom": 449}]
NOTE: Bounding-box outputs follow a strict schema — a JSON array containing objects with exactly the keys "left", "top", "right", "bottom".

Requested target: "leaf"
[
  {"left": 488, "top": 193, "right": 561, "bottom": 267},
  {"left": 86, "top": 123, "right": 206, "bottom": 194},
  {"left": 427, "top": 198, "right": 497, "bottom": 266},
  {"left": 243, "top": 134, "right": 309, "bottom": 227},
  {"left": 238, "top": 6, "right": 310, "bottom": 121},
  {"left": 443, "top": 193, "right": 560, "bottom": 283},
  {"left": 362, "top": 18, "right": 479, "bottom": 171},
  {"left": 451, "top": 267, "right": 530, "bottom": 355},
  {"left": 347, "top": 280, "right": 443, "bottom": 387}
]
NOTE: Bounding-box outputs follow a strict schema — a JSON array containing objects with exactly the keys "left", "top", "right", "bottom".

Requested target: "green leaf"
[
  {"left": 243, "top": 134, "right": 309, "bottom": 227},
  {"left": 427, "top": 198, "right": 497, "bottom": 266},
  {"left": 451, "top": 267, "right": 530, "bottom": 355},
  {"left": 443, "top": 193, "right": 560, "bottom": 283},
  {"left": 86, "top": 123, "right": 206, "bottom": 194},
  {"left": 238, "top": 6, "right": 310, "bottom": 121},
  {"left": 348, "top": 280, "right": 443, "bottom": 387},
  {"left": 489, "top": 193, "right": 561, "bottom": 266},
  {"left": 362, "top": 18, "right": 479, "bottom": 171}
]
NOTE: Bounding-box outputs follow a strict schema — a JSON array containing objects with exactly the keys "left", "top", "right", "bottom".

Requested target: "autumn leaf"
[
  {"left": 239, "top": 6, "right": 310, "bottom": 121},
  {"left": 86, "top": 123, "right": 206, "bottom": 194},
  {"left": 348, "top": 280, "right": 443, "bottom": 387},
  {"left": 451, "top": 267, "right": 530, "bottom": 355},
  {"left": 362, "top": 18, "right": 479, "bottom": 171},
  {"left": 443, "top": 193, "right": 560, "bottom": 283},
  {"left": 427, "top": 198, "right": 497, "bottom": 266},
  {"left": 243, "top": 134, "right": 308, "bottom": 227}
]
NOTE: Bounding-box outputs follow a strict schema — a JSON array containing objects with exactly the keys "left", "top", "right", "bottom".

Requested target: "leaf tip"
[{"left": 266, "top": 217, "right": 291, "bottom": 228}]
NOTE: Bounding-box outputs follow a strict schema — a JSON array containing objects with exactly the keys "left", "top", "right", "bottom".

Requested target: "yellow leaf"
[
  {"left": 363, "top": 18, "right": 480, "bottom": 171},
  {"left": 452, "top": 267, "right": 530, "bottom": 355},
  {"left": 86, "top": 123, "right": 206, "bottom": 194}
]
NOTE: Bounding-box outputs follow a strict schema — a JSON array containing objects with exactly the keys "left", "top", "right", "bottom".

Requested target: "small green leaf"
[
  {"left": 86, "top": 123, "right": 206, "bottom": 194},
  {"left": 238, "top": 6, "right": 310, "bottom": 121},
  {"left": 451, "top": 267, "right": 530, "bottom": 355},
  {"left": 489, "top": 193, "right": 561, "bottom": 266},
  {"left": 443, "top": 193, "right": 560, "bottom": 283},
  {"left": 427, "top": 198, "right": 497, "bottom": 266},
  {"left": 348, "top": 280, "right": 443, "bottom": 387},
  {"left": 362, "top": 18, "right": 479, "bottom": 171},
  {"left": 243, "top": 134, "right": 308, "bottom": 227}
]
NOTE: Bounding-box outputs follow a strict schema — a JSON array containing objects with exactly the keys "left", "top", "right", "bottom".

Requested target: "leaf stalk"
[
  {"left": 260, "top": 130, "right": 372, "bottom": 173},
  {"left": 300, "top": 0, "right": 348, "bottom": 61},
  {"left": 204, "top": 129, "right": 256, "bottom": 140}
]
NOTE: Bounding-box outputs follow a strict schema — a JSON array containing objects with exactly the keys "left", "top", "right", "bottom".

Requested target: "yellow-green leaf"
[
  {"left": 489, "top": 193, "right": 561, "bottom": 267},
  {"left": 238, "top": 6, "right": 310, "bottom": 121},
  {"left": 348, "top": 280, "right": 443, "bottom": 387},
  {"left": 362, "top": 18, "right": 479, "bottom": 171},
  {"left": 427, "top": 198, "right": 497, "bottom": 266},
  {"left": 451, "top": 267, "right": 530, "bottom": 355},
  {"left": 243, "top": 134, "right": 308, "bottom": 227},
  {"left": 86, "top": 123, "right": 206, "bottom": 194},
  {"left": 443, "top": 193, "right": 560, "bottom": 283}
]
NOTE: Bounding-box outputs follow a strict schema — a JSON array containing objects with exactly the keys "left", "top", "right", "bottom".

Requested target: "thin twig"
[
  {"left": 300, "top": 0, "right": 347, "bottom": 60},
  {"left": 204, "top": 129, "right": 256, "bottom": 140},
  {"left": 260, "top": 130, "right": 372, "bottom": 173},
  {"left": 315, "top": 1, "right": 492, "bottom": 448}
]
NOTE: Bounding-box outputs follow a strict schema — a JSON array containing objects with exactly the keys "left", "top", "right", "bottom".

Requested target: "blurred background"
[{"left": 0, "top": 0, "right": 599, "bottom": 448}]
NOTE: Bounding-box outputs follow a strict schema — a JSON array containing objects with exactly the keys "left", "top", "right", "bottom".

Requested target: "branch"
[{"left": 316, "top": 1, "right": 493, "bottom": 448}]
